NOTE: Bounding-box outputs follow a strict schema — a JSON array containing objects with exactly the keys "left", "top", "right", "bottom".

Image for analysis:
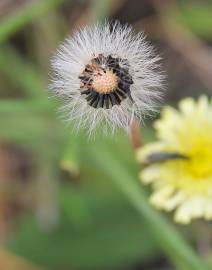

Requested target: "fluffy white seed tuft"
[{"left": 49, "top": 21, "right": 164, "bottom": 136}]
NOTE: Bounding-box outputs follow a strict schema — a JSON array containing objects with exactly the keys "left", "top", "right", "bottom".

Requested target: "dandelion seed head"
[{"left": 50, "top": 21, "right": 164, "bottom": 135}]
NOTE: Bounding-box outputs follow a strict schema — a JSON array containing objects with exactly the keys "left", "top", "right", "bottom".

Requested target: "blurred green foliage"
[
  {"left": 0, "top": 1, "right": 212, "bottom": 270},
  {"left": 178, "top": 3, "right": 212, "bottom": 40}
]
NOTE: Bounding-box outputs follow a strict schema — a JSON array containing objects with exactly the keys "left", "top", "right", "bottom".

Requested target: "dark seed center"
[{"left": 79, "top": 54, "right": 133, "bottom": 109}]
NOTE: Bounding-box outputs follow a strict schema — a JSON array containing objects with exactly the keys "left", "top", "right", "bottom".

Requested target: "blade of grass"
[
  {"left": 0, "top": 0, "right": 64, "bottom": 43},
  {"left": 0, "top": 46, "right": 46, "bottom": 98},
  {"left": 0, "top": 99, "right": 58, "bottom": 143},
  {"left": 89, "top": 146, "right": 211, "bottom": 270},
  {"left": 0, "top": 114, "right": 53, "bottom": 143},
  {"left": 0, "top": 99, "right": 55, "bottom": 113}
]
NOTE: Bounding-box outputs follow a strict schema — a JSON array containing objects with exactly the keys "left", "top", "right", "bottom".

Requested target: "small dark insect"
[{"left": 145, "top": 152, "right": 189, "bottom": 164}]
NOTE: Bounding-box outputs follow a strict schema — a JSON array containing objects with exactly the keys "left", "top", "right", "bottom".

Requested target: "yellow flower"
[{"left": 136, "top": 96, "right": 212, "bottom": 224}]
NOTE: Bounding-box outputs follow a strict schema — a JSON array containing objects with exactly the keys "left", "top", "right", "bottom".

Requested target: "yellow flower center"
[
  {"left": 183, "top": 142, "right": 212, "bottom": 179},
  {"left": 92, "top": 69, "right": 118, "bottom": 94}
]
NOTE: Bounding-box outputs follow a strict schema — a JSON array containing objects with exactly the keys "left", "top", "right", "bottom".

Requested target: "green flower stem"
[
  {"left": 61, "top": 136, "right": 82, "bottom": 177},
  {"left": 89, "top": 147, "right": 211, "bottom": 270},
  {"left": 0, "top": 0, "right": 64, "bottom": 43}
]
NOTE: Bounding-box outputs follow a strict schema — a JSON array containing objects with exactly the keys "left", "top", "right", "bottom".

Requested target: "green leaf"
[{"left": 8, "top": 190, "right": 158, "bottom": 270}]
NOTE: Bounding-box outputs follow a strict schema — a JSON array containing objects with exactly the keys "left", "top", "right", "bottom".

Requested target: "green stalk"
[
  {"left": 89, "top": 147, "right": 211, "bottom": 270},
  {"left": 0, "top": 0, "right": 64, "bottom": 43}
]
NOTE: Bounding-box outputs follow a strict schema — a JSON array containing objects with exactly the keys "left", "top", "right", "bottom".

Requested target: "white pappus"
[{"left": 49, "top": 21, "right": 164, "bottom": 135}]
